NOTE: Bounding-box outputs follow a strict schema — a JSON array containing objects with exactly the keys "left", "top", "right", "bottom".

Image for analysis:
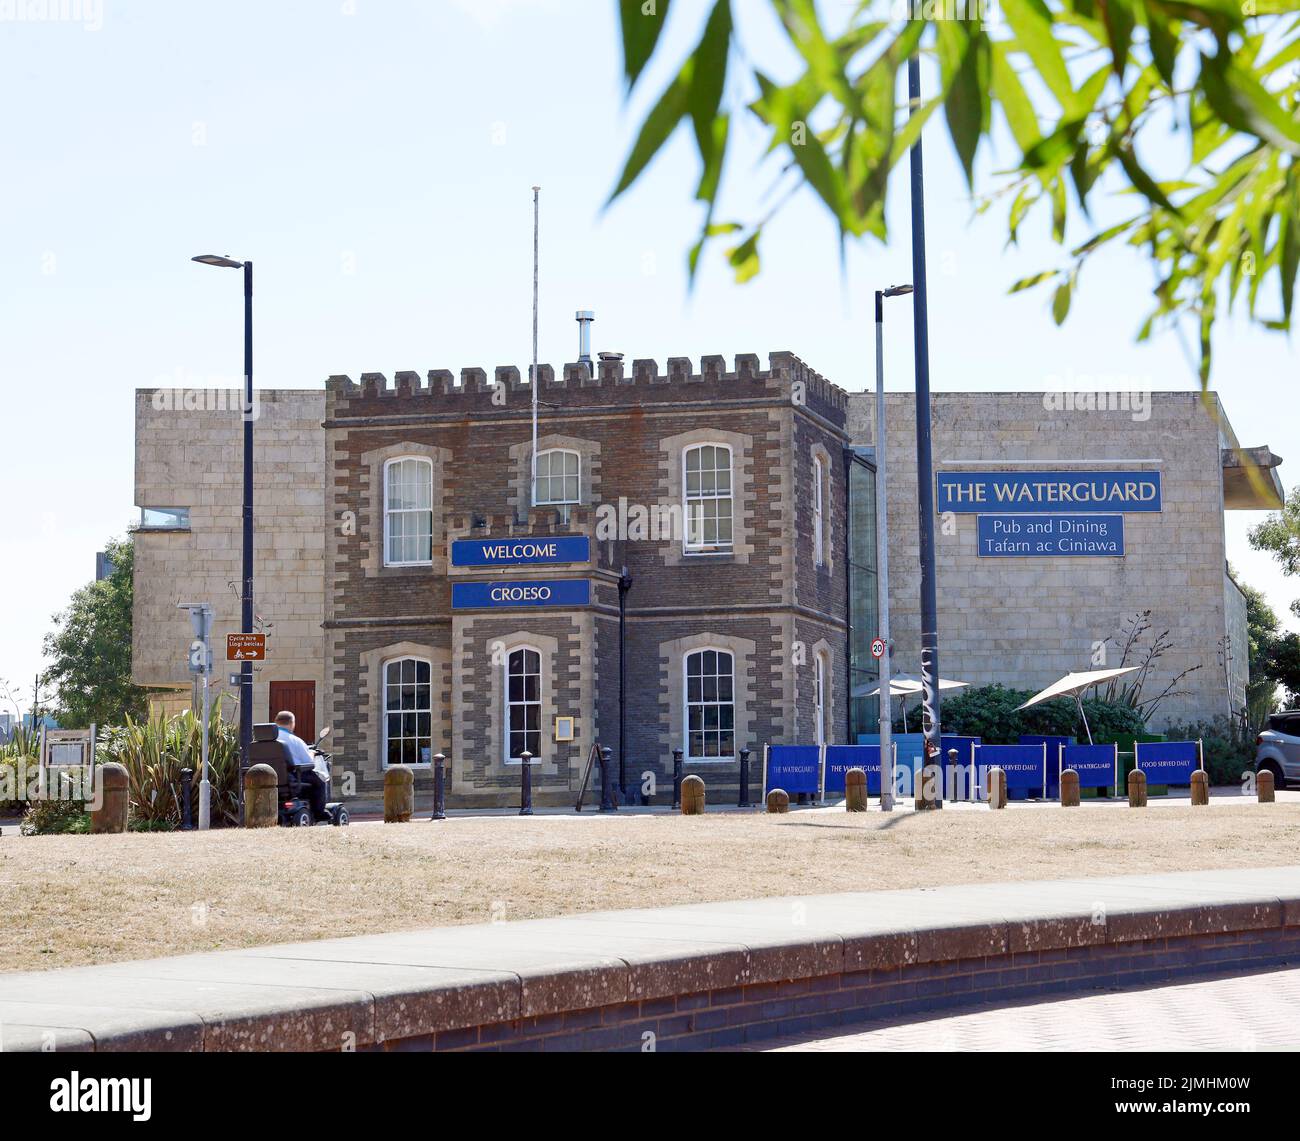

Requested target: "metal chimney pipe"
[{"left": 576, "top": 310, "right": 595, "bottom": 368}]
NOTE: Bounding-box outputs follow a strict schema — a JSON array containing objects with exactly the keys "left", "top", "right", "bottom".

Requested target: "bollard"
[
  {"left": 987, "top": 767, "right": 1007, "bottom": 810},
  {"left": 845, "top": 768, "right": 868, "bottom": 812},
  {"left": 738, "top": 747, "right": 752, "bottom": 808},
  {"left": 766, "top": 788, "right": 790, "bottom": 814},
  {"left": 1258, "top": 768, "right": 1275, "bottom": 803},
  {"left": 1127, "top": 768, "right": 1147, "bottom": 808},
  {"left": 671, "top": 748, "right": 684, "bottom": 810},
  {"left": 429, "top": 753, "right": 447, "bottom": 821},
  {"left": 244, "top": 764, "right": 278, "bottom": 828},
  {"left": 91, "top": 763, "right": 129, "bottom": 834},
  {"left": 519, "top": 750, "right": 534, "bottom": 816},
  {"left": 599, "top": 746, "right": 617, "bottom": 813},
  {"left": 384, "top": 767, "right": 414, "bottom": 823},
  {"left": 180, "top": 767, "right": 195, "bottom": 831},
  {"left": 680, "top": 774, "right": 706, "bottom": 815},
  {"left": 1060, "top": 768, "right": 1081, "bottom": 808},
  {"left": 1190, "top": 769, "right": 1209, "bottom": 806}
]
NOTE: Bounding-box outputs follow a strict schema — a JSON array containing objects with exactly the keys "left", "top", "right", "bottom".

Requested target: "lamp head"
[{"left": 192, "top": 254, "right": 244, "bottom": 269}]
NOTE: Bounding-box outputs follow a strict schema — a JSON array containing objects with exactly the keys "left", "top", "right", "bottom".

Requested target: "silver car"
[{"left": 1256, "top": 712, "right": 1300, "bottom": 790}]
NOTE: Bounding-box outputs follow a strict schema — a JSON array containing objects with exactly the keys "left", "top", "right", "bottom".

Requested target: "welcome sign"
[
  {"left": 452, "top": 535, "right": 590, "bottom": 567},
  {"left": 937, "top": 471, "right": 1162, "bottom": 514}
]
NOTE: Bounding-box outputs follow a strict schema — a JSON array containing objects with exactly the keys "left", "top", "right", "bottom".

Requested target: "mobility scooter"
[{"left": 249, "top": 723, "right": 350, "bottom": 827}]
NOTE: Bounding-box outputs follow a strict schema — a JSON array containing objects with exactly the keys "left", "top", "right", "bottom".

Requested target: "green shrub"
[
  {"left": 895, "top": 683, "right": 1147, "bottom": 744},
  {"left": 19, "top": 767, "right": 93, "bottom": 835}
]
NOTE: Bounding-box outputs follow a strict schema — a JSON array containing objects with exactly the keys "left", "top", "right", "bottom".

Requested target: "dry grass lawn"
[{"left": 4, "top": 805, "right": 1300, "bottom": 973}]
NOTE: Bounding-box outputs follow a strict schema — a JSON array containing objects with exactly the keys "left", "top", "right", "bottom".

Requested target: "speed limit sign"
[{"left": 871, "top": 638, "right": 887, "bottom": 660}]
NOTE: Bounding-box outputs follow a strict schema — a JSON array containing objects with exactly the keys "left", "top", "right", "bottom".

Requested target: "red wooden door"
[{"left": 269, "top": 681, "right": 316, "bottom": 743}]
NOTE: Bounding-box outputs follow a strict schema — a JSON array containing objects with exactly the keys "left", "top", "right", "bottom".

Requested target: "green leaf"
[
  {"left": 688, "top": 0, "right": 732, "bottom": 165},
  {"left": 1144, "top": 4, "right": 1178, "bottom": 88},
  {"left": 937, "top": 22, "right": 990, "bottom": 185},
  {"left": 1001, "top": 0, "right": 1075, "bottom": 109},
  {"left": 1052, "top": 279, "right": 1073, "bottom": 325},
  {"left": 1100, "top": 0, "right": 1137, "bottom": 81},
  {"left": 607, "top": 68, "right": 691, "bottom": 205},
  {"left": 990, "top": 42, "right": 1039, "bottom": 152},
  {"left": 727, "top": 231, "right": 761, "bottom": 284},
  {"left": 620, "top": 0, "right": 673, "bottom": 91},
  {"left": 1199, "top": 52, "right": 1300, "bottom": 158},
  {"left": 1009, "top": 269, "right": 1058, "bottom": 293}
]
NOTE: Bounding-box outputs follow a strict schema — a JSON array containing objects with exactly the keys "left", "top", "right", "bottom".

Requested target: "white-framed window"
[
  {"left": 684, "top": 443, "right": 733, "bottom": 553},
  {"left": 506, "top": 647, "right": 542, "bottom": 764},
  {"left": 534, "top": 449, "right": 580, "bottom": 506},
  {"left": 383, "top": 657, "right": 432, "bottom": 767},
  {"left": 813, "top": 454, "right": 825, "bottom": 566},
  {"left": 814, "top": 652, "right": 828, "bottom": 747},
  {"left": 383, "top": 457, "right": 433, "bottom": 567},
  {"left": 685, "top": 648, "right": 735, "bottom": 761}
]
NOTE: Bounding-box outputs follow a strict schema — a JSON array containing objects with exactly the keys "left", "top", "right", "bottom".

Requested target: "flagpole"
[{"left": 531, "top": 187, "right": 540, "bottom": 512}]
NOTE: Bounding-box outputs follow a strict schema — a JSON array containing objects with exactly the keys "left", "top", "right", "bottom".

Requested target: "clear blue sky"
[{"left": 2, "top": 0, "right": 1296, "bottom": 704}]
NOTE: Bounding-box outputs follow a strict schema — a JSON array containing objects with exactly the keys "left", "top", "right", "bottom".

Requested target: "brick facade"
[{"left": 324, "top": 353, "right": 851, "bottom": 807}]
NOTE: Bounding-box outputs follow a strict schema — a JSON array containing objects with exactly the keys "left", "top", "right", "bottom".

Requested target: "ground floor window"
[
  {"left": 686, "top": 648, "right": 735, "bottom": 760},
  {"left": 507, "top": 647, "right": 542, "bottom": 763},
  {"left": 384, "top": 657, "right": 431, "bottom": 765}
]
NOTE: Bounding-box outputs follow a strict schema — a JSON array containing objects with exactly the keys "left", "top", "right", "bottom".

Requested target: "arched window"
[
  {"left": 383, "top": 657, "right": 432, "bottom": 766},
  {"left": 383, "top": 457, "right": 433, "bottom": 567},
  {"left": 685, "top": 648, "right": 735, "bottom": 760},
  {"left": 684, "top": 444, "right": 733, "bottom": 553},
  {"left": 506, "top": 647, "right": 542, "bottom": 764},
  {"left": 813, "top": 454, "right": 826, "bottom": 566}
]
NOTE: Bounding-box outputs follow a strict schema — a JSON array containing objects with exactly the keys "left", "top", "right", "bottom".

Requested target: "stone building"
[{"left": 322, "top": 353, "right": 849, "bottom": 807}]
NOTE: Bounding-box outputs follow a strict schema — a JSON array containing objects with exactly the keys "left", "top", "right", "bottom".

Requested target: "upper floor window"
[
  {"left": 384, "top": 457, "right": 433, "bottom": 567},
  {"left": 813, "top": 455, "right": 826, "bottom": 566},
  {"left": 136, "top": 506, "right": 191, "bottom": 532},
  {"left": 814, "top": 652, "right": 828, "bottom": 746},
  {"left": 383, "top": 656, "right": 431, "bottom": 766},
  {"left": 534, "top": 449, "right": 580, "bottom": 518},
  {"left": 685, "top": 648, "right": 735, "bottom": 760},
  {"left": 684, "top": 444, "right": 733, "bottom": 554}
]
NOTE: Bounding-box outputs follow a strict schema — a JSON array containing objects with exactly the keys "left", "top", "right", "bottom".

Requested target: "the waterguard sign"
[
  {"left": 937, "top": 471, "right": 1162, "bottom": 514},
  {"left": 1060, "top": 744, "right": 1119, "bottom": 792},
  {"left": 452, "top": 535, "right": 590, "bottom": 567},
  {"left": 763, "top": 745, "right": 821, "bottom": 797},
  {"left": 977, "top": 514, "right": 1124, "bottom": 557},
  {"left": 823, "top": 745, "right": 885, "bottom": 795},
  {"left": 451, "top": 579, "right": 591, "bottom": 610}
]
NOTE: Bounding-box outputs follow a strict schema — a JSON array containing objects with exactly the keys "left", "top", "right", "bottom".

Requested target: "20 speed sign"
[{"left": 870, "top": 638, "right": 887, "bottom": 660}]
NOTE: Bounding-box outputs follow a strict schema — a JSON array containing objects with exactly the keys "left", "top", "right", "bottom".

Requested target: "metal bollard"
[
  {"left": 1060, "top": 768, "right": 1080, "bottom": 808},
  {"left": 1190, "top": 769, "right": 1209, "bottom": 806},
  {"left": 738, "top": 747, "right": 752, "bottom": 808},
  {"left": 429, "top": 753, "right": 447, "bottom": 821},
  {"left": 519, "top": 749, "right": 534, "bottom": 816},
  {"left": 180, "top": 767, "right": 195, "bottom": 831},
  {"left": 1128, "top": 768, "right": 1147, "bottom": 808},
  {"left": 599, "top": 746, "right": 617, "bottom": 813},
  {"left": 671, "top": 747, "right": 684, "bottom": 810}
]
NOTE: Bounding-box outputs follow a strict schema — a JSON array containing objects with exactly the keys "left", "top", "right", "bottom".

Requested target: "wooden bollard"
[
  {"left": 1060, "top": 768, "right": 1080, "bottom": 808},
  {"left": 845, "top": 768, "right": 868, "bottom": 812},
  {"left": 1258, "top": 768, "right": 1276, "bottom": 803},
  {"left": 1190, "top": 769, "right": 1209, "bottom": 806},
  {"left": 766, "top": 788, "right": 789, "bottom": 814},
  {"left": 1128, "top": 768, "right": 1147, "bottom": 808},
  {"left": 680, "top": 774, "right": 706, "bottom": 815},
  {"left": 384, "top": 767, "right": 414, "bottom": 822},
  {"left": 987, "top": 767, "right": 1007, "bottom": 809},
  {"left": 244, "top": 764, "right": 279, "bottom": 828},
  {"left": 90, "top": 763, "right": 129, "bottom": 834}
]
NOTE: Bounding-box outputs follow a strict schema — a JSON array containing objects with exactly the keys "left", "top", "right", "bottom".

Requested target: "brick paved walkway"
[{"left": 757, "top": 966, "right": 1300, "bottom": 1051}]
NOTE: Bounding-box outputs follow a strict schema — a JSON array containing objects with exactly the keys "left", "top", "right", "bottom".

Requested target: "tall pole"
[
  {"left": 907, "top": 56, "right": 942, "bottom": 810},
  {"left": 874, "top": 292, "right": 894, "bottom": 812},
  {"left": 618, "top": 567, "right": 632, "bottom": 803},
  {"left": 239, "top": 260, "right": 254, "bottom": 822},
  {"left": 200, "top": 669, "right": 211, "bottom": 830},
  {"left": 530, "top": 187, "right": 540, "bottom": 512}
]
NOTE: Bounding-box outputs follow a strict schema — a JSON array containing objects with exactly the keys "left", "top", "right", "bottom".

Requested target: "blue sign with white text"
[
  {"left": 451, "top": 579, "right": 591, "bottom": 610},
  {"left": 1135, "top": 740, "right": 1201, "bottom": 785},
  {"left": 937, "top": 471, "right": 1162, "bottom": 514},
  {"left": 452, "top": 535, "right": 590, "bottom": 567},
  {"left": 977, "top": 514, "right": 1125, "bottom": 557},
  {"left": 1060, "top": 744, "right": 1118, "bottom": 792},
  {"left": 765, "top": 745, "right": 821, "bottom": 796},
  {"left": 979, "top": 744, "right": 1047, "bottom": 794},
  {"left": 824, "top": 745, "right": 883, "bottom": 795}
]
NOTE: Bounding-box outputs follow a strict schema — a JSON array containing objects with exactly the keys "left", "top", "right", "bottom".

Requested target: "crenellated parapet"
[{"left": 325, "top": 351, "right": 848, "bottom": 423}]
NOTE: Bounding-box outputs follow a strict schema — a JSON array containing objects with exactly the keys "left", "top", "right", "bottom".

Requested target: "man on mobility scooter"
[{"left": 248, "top": 715, "right": 349, "bottom": 827}]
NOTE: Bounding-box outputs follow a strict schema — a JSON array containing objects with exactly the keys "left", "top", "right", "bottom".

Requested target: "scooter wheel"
[
  {"left": 334, "top": 808, "right": 350, "bottom": 827},
  {"left": 295, "top": 809, "right": 313, "bottom": 828}
]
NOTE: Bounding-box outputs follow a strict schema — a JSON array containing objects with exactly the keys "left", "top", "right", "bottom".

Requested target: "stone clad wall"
[
  {"left": 132, "top": 389, "right": 327, "bottom": 725},
  {"left": 846, "top": 391, "right": 1233, "bottom": 730}
]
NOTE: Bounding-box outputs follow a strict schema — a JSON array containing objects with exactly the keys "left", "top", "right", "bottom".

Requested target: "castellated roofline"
[{"left": 325, "top": 351, "right": 847, "bottom": 413}]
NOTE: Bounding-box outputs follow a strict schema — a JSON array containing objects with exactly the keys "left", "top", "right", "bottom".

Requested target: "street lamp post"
[
  {"left": 192, "top": 254, "right": 254, "bottom": 820},
  {"left": 905, "top": 55, "right": 943, "bottom": 811},
  {"left": 875, "top": 284, "right": 913, "bottom": 812}
]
